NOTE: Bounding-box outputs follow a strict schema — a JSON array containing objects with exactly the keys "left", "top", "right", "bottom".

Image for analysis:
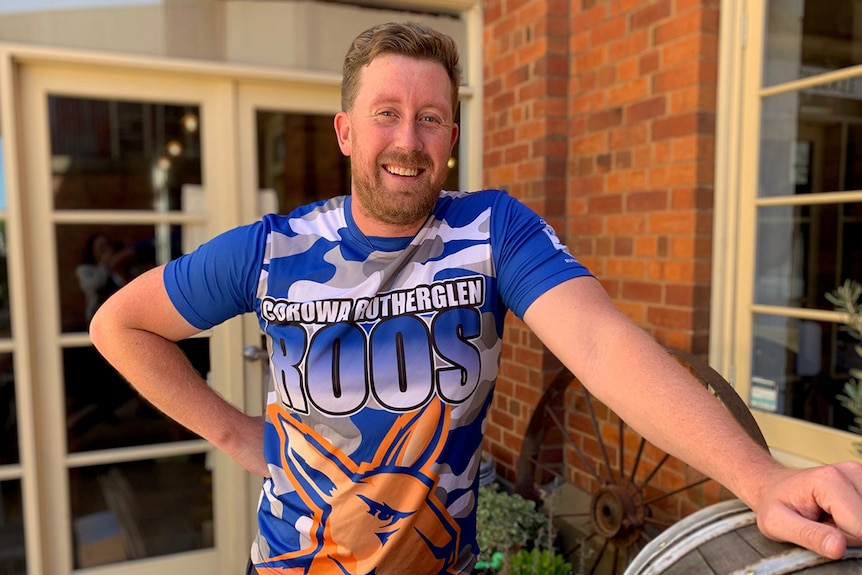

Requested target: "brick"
[
  {"left": 654, "top": 64, "right": 703, "bottom": 92},
  {"left": 648, "top": 212, "right": 697, "bottom": 235},
  {"left": 587, "top": 107, "right": 623, "bottom": 131},
  {"left": 627, "top": 189, "right": 668, "bottom": 211},
  {"left": 649, "top": 163, "right": 697, "bottom": 187},
  {"left": 608, "top": 77, "right": 650, "bottom": 106},
  {"left": 627, "top": 96, "right": 667, "bottom": 123},
  {"left": 590, "top": 18, "right": 628, "bottom": 46},
  {"left": 607, "top": 168, "right": 647, "bottom": 192},
  {"left": 614, "top": 235, "right": 634, "bottom": 255},
  {"left": 652, "top": 112, "right": 714, "bottom": 141},
  {"left": 631, "top": 0, "right": 672, "bottom": 30},
  {"left": 607, "top": 213, "right": 646, "bottom": 234},
  {"left": 640, "top": 51, "right": 660, "bottom": 75},
  {"left": 606, "top": 258, "right": 647, "bottom": 279},
  {"left": 589, "top": 194, "right": 622, "bottom": 213},
  {"left": 609, "top": 29, "right": 650, "bottom": 60},
  {"left": 623, "top": 280, "right": 663, "bottom": 302}
]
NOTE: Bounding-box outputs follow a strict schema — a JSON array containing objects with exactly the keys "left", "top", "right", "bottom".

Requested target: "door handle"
[{"left": 243, "top": 345, "right": 268, "bottom": 362}]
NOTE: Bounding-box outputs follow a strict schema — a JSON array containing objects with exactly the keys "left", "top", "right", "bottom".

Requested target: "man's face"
[{"left": 335, "top": 54, "right": 459, "bottom": 232}]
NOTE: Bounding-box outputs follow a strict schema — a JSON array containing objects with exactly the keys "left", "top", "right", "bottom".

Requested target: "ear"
[
  {"left": 449, "top": 122, "right": 459, "bottom": 152},
  {"left": 334, "top": 111, "right": 352, "bottom": 156}
]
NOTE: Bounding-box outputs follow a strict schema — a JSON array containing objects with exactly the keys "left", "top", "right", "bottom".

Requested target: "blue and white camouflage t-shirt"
[{"left": 164, "top": 189, "right": 591, "bottom": 575}]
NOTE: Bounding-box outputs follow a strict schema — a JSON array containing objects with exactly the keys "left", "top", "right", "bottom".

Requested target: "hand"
[
  {"left": 219, "top": 414, "right": 270, "bottom": 478},
  {"left": 753, "top": 461, "right": 862, "bottom": 559}
]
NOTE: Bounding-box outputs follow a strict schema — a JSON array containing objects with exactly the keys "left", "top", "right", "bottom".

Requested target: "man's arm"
[
  {"left": 523, "top": 275, "right": 862, "bottom": 559},
  {"left": 89, "top": 265, "right": 268, "bottom": 476}
]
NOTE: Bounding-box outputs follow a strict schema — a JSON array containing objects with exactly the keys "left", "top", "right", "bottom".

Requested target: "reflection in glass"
[
  {"left": 764, "top": 1, "right": 862, "bottom": 87},
  {"left": 754, "top": 204, "right": 862, "bottom": 309},
  {"left": 750, "top": 314, "right": 862, "bottom": 433},
  {"left": 69, "top": 456, "right": 213, "bottom": 568},
  {"left": 64, "top": 339, "right": 208, "bottom": 454},
  {"left": 56, "top": 224, "right": 184, "bottom": 333},
  {"left": 49, "top": 97, "right": 201, "bottom": 211},
  {"left": 0, "top": 354, "right": 17, "bottom": 465},
  {"left": 0, "top": 479, "right": 25, "bottom": 575}
]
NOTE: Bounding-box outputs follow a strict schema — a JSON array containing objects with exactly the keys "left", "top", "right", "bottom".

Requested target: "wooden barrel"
[{"left": 623, "top": 499, "right": 862, "bottom": 575}]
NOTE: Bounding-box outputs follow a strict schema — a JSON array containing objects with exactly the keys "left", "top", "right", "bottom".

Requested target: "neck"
[{"left": 350, "top": 199, "right": 429, "bottom": 238}]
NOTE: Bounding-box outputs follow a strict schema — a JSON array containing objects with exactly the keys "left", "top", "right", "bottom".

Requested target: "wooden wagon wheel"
[{"left": 514, "top": 347, "right": 768, "bottom": 575}]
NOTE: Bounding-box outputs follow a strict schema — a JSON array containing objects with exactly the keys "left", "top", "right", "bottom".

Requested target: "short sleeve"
[
  {"left": 163, "top": 222, "right": 265, "bottom": 330},
  {"left": 491, "top": 193, "right": 593, "bottom": 318}
]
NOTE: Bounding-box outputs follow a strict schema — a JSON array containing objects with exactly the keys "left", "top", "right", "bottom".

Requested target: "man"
[{"left": 90, "top": 21, "right": 862, "bottom": 575}]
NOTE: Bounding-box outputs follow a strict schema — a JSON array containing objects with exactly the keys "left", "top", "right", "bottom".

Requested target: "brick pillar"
[
  {"left": 482, "top": 0, "right": 721, "bottom": 490},
  {"left": 482, "top": 0, "right": 573, "bottom": 484},
  {"left": 567, "top": 0, "right": 719, "bottom": 354}
]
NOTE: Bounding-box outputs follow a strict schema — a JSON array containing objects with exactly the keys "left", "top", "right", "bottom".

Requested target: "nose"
[{"left": 394, "top": 118, "right": 423, "bottom": 152}]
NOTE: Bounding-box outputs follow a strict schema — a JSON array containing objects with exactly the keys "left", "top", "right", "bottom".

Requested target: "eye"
[
  {"left": 357, "top": 494, "right": 413, "bottom": 528},
  {"left": 420, "top": 114, "right": 443, "bottom": 124}
]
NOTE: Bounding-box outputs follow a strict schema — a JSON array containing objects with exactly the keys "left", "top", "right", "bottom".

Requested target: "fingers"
[
  {"left": 758, "top": 501, "right": 846, "bottom": 560},
  {"left": 757, "top": 461, "right": 862, "bottom": 560}
]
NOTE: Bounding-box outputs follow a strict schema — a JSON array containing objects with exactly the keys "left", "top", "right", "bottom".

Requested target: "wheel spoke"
[
  {"left": 638, "top": 453, "right": 670, "bottom": 490},
  {"left": 617, "top": 418, "right": 624, "bottom": 480},
  {"left": 543, "top": 404, "right": 604, "bottom": 484},
  {"left": 642, "top": 476, "right": 711, "bottom": 506},
  {"left": 629, "top": 437, "right": 646, "bottom": 481},
  {"left": 588, "top": 537, "right": 610, "bottom": 575},
  {"left": 583, "top": 390, "right": 615, "bottom": 482}
]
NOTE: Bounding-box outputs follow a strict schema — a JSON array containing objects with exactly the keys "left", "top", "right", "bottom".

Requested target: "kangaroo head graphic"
[{"left": 270, "top": 398, "right": 461, "bottom": 575}]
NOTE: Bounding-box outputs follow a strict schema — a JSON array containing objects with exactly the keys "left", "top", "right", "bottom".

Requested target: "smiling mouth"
[{"left": 383, "top": 164, "right": 424, "bottom": 177}]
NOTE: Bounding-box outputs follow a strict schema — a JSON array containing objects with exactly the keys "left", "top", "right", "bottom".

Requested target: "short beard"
[{"left": 351, "top": 152, "right": 447, "bottom": 228}]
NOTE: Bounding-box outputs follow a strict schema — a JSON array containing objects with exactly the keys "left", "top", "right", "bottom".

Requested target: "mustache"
[{"left": 378, "top": 151, "right": 433, "bottom": 170}]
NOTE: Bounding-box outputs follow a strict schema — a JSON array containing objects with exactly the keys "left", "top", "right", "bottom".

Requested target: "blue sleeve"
[
  {"left": 163, "top": 222, "right": 265, "bottom": 330},
  {"left": 492, "top": 193, "right": 593, "bottom": 319}
]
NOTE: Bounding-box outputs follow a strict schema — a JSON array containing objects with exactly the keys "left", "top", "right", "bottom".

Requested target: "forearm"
[
  {"left": 578, "top": 323, "right": 782, "bottom": 508},
  {"left": 524, "top": 277, "right": 783, "bottom": 509},
  {"left": 89, "top": 266, "right": 268, "bottom": 476}
]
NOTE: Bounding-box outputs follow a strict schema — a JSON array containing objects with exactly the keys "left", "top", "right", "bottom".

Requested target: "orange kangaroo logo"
[{"left": 261, "top": 398, "right": 461, "bottom": 574}]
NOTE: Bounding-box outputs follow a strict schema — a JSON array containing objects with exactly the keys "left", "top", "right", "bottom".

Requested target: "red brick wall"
[{"left": 482, "top": 0, "right": 721, "bottom": 508}]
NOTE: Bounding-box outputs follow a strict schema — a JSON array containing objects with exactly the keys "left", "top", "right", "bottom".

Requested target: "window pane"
[
  {"left": 750, "top": 314, "right": 862, "bottom": 434},
  {"left": 764, "top": 1, "right": 862, "bottom": 87},
  {"left": 0, "top": 479, "right": 26, "bottom": 575},
  {"left": 759, "top": 90, "right": 862, "bottom": 198},
  {"left": 0, "top": 354, "right": 17, "bottom": 465},
  {"left": 50, "top": 97, "right": 201, "bottom": 211},
  {"left": 65, "top": 339, "right": 207, "bottom": 454},
  {"left": 755, "top": 204, "right": 862, "bottom": 309},
  {"left": 70, "top": 456, "right": 213, "bottom": 569}
]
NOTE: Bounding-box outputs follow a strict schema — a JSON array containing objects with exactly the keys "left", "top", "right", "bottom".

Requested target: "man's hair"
[{"left": 341, "top": 22, "right": 461, "bottom": 115}]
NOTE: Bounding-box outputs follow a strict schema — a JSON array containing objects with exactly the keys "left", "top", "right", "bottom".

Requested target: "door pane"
[
  {"left": 750, "top": 314, "right": 862, "bottom": 434},
  {"left": 57, "top": 224, "right": 183, "bottom": 333},
  {"left": 255, "top": 111, "right": 349, "bottom": 213},
  {"left": 764, "top": 1, "right": 862, "bottom": 87},
  {"left": 0, "top": 354, "right": 17, "bottom": 465},
  {"left": 64, "top": 339, "right": 206, "bottom": 454},
  {"left": 0, "top": 479, "right": 25, "bottom": 575},
  {"left": 50, "top": 97, "right": 201, "bottom": 211},
  {"left": 70, "top": 456, "right": 213, "bottom": 569},
  {"left": 754, "top": 203, "right": 862, "bottom": 310},
  {"left": 48, "top": 94, "right": 215, "bottom": 569}
]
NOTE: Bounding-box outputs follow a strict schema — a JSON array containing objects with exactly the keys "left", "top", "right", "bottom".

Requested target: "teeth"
[{"left": 385, "top": 165, "right": 419, "bottom": 177}]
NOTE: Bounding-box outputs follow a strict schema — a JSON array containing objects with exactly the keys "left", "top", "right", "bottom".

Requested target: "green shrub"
[
  {"left": 475, "top": 484, "right": 548, "bottom": 564},
  {"left": 505, "top": 548, "right": 573, "bottom": 575}
]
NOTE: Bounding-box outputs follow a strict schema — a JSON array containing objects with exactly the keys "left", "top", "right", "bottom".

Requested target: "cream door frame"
[
  {"left": 2, "top": 46, "right": 300, "bottom": 575},
  {"left": 713, "top": 0, "right": 862, "bottom": 466}
]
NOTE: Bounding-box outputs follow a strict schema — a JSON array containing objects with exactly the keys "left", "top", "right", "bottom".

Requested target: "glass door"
[{"left": 17, "top": 62, "right": 249, "bottom": 575}]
